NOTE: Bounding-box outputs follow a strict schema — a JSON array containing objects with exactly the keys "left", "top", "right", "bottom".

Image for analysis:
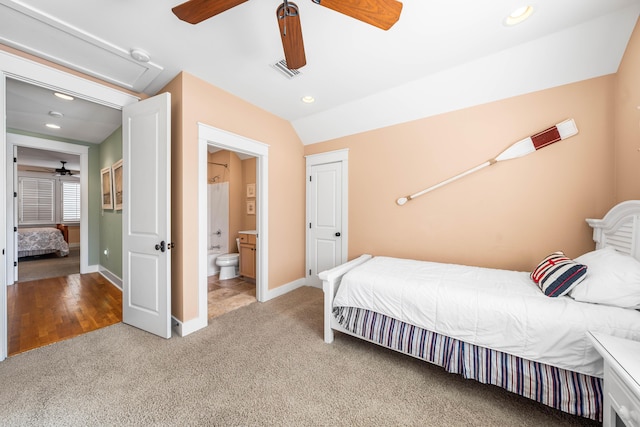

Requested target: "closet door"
[{"left": 306, "top": 149, "right": 348, "bottom": 287}]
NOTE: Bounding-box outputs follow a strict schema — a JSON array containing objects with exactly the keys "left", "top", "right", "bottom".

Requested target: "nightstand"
[{"left": 589, "top": 332, "right": 640, "bottom": 427}]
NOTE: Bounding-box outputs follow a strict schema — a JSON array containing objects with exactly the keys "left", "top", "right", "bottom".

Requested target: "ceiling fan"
[
  {"left": 171, "top": 0, "right": 403, "bottom": 70},
  {"left": 55, "top": 161, "right": 73, "bottom": 176}
]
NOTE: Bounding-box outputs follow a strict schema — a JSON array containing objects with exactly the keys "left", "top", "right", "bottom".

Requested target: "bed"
[
  {"left": 320, "top": 200, "right": 640, "bottom": 422},
  {"left": 17, "top": 224, "right": 69, "bottom": 258}
]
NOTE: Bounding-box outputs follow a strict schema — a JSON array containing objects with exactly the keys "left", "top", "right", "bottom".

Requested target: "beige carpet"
[
  {"left": 17, "top": 247, "right": 80, "bottom": 282},
  {"left": 0, "top": 286, "right": 597, "bottom": 426}
]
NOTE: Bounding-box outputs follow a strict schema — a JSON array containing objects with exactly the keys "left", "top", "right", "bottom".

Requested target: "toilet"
[{"left": 216, "top": 238, "right": 240, "bottom": 280}]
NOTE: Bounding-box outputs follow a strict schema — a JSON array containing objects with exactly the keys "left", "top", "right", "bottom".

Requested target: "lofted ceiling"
[{"left": 0, "top": 0, "right": 639, "bottom": 146}]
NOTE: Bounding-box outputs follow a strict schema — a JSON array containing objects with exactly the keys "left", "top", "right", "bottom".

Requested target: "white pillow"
[{"left": 571, "top": 246, "right": 640, "bottom": 309}]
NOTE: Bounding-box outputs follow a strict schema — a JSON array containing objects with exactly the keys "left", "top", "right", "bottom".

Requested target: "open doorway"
[
  {"left": 15, "top": 146, "right": 80, "bottom": 282},
  {"left": 206, "top": 146, "right": 258, "bottom": 318},
  {"left": 192, "top": 123, "right": 268, "bottom": 333},
  {"left": 0, "top": 50, "right": 141, "bottom": 361},
  {"left": 4, "top": 77, "right": 124, "bottom": 356}
]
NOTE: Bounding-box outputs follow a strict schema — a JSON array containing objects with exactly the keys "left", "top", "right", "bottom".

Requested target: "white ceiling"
[{"left": 1, "top": 0, "right": 639, "bottom": 146}]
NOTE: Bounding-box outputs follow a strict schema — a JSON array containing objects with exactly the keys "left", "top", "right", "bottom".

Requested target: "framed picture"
[
  {"left": 101, "top": 167, "right": 113, "bottom": 209},
  {"left": 246, "top": 183, "right": 256, "bottom": 198},
  {"left": 246, "top": 200, "right": 255, "bottom": 215},
  {"left": 112, "top": 159, "right": 123, "bottom": 211}
]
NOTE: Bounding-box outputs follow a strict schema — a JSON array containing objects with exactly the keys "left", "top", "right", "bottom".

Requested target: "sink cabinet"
[{"left": 239, "top": 233, "right": 256, "bottom": 279}]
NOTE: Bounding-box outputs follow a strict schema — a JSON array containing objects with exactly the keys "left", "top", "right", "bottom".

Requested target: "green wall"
[{"left": 98, "top": 127, "right": 123, "bottom": 277}]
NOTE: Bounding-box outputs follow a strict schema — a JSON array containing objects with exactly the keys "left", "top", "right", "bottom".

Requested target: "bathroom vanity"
[{"left": 238, "top": 231, "right": 257, "bottom": 279}]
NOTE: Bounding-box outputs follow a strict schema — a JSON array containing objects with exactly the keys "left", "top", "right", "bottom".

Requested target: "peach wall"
[
  {"left": 614, "top": 19, "right": 640, "bottom": 202},
  {"left": 163, "top": 72, "right": 305, "bottom": 321},
  {"left": 305, "top": 77, "right": 616, "bottom": 271},
  {"left": 229, "top": 152, "right": 243, "bottom": 250},
  {"left": 162, "top": 76, "right": 185, "bottom": 320},
  {"left": 208, "top": 151, "right": 230, "bottom": 183},
  {"left": 67, "top": 225, "right": 80, "bottom": 245},
  {"left": 242, "top": 157, "right": 257, "bottom": 230}
]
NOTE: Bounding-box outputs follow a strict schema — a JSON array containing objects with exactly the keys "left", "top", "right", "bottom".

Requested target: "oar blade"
[{"left": 496, "top": 118, "right": 578, "bottom": 162}]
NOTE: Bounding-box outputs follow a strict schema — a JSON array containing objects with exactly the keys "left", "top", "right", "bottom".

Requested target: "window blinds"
[
  {"left": 62, "top": 181, "right": 81, "bottom": 222},
  {"left": 19, "top": 177, "right": 54, "bottom": 223}
]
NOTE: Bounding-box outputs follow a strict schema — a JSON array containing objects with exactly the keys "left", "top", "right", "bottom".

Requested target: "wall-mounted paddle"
[{"left": 396, "top": 118, "right": 579, "bottom": 206}]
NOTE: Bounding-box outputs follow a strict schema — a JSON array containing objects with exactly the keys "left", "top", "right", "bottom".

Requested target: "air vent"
[{"left": 271, "top": 59, "right": 302, "bottom": 79}]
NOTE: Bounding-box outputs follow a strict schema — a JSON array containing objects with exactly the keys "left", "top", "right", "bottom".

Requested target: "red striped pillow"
[{"left": 530, "top": 252, "right": 587, "bottom": 297}]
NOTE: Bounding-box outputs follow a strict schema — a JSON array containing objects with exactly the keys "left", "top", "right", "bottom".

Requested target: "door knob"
[
  {"left": 155, "top": 241, "right": 166, "bottom": 252},
  {"left": 335, "top": 232, "right": 341, "bottom": 237}
]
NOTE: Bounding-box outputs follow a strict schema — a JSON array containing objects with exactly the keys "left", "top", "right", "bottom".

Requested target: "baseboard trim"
[
  {"left": 98, "top": 267, "right": 122, "bottom": 291},
  {"left": 83, "top": 264, "right": 100, "bottom": 274},
  {"left": 172, "top": 315, "right": 207, "bottom": 337},
  {"left": 263, "top": 277, "right": 306, "bottom": 302}
]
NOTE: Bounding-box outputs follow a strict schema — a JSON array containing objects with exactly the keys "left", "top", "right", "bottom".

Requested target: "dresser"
[{"left": 588, "top": 332, "right": 640, "bottom": 427}]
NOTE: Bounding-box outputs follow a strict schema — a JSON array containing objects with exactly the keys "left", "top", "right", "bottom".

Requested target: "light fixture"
[
  {"left": 54, "top": 92, "right": 74, "bottom": 101},
  {"left": 49, "top": 110, "right": 64, "bottom": 118},
  {"left": 505, "top": 5, "right": 534, "bottom": 26},
  {"left": 45, "top": 123, "right": 61, "bottom": 129},
  {"left": 301, "top": 95, "right": 315, "bottom": 104},
  {"left": 130, "top": 48, "right": 150, "bottom": 63}
]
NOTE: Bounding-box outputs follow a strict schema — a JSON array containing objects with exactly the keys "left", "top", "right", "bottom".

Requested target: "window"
[
  {"left": 18, "top": 176, "right": 81, "bottom": 225},
  {"left": 19, "top": 177, "right": 55, "bottom": 224},
  {"left": 62, "top": 181, "right": 81, "bottom": 223}
]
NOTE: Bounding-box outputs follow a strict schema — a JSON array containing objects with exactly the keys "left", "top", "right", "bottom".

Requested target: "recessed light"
[
  {"left": 505, "top": 5, "right": 534, "bottom": 26},
  {"left": 45, "top": 123, "right": 61, "bottom": 129},
  {"left": 301, "top": 96, "right": 315, "bottom": 104},
  {"left": 54, "top": 92, "right": 74, "bottom": 101},
  {"left": 49, "top": 111, "right": 64, "bottom": 118}
]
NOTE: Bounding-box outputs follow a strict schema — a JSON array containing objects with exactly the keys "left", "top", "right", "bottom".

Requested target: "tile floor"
[{"left": 207, "top": 274, "right": 257, "bottom": 319}]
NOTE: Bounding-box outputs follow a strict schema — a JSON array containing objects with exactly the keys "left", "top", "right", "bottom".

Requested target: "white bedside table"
[{"left": 589, "top": 332, "right": 640, "bottom": 427}]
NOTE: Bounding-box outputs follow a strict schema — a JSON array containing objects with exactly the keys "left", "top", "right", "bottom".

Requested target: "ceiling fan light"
[{"left": 505, "top": 5, "right": 533, "bottom": 26}]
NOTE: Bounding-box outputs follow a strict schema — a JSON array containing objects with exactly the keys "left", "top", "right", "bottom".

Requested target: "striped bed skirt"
[{"left": 333, "top": 306, "right": 602, "bottom": 421}]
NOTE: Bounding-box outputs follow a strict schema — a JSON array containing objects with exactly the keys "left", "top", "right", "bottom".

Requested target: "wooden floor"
[
  {"left": 7, "top": 273, "right": 122, "bottom": 356},
  {"left": 7, "top": 272, "right": 256, "bottom": 356}
]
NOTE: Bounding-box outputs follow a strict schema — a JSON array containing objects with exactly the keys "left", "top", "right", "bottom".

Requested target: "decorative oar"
[{"left": 396, "top": 118, "right": 579, "bottom": 206}]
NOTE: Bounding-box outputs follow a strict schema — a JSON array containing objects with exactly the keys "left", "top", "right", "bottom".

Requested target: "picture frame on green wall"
[
  {"left": 101, "top": 166, "right": 113, "bottom": 210},
  {"left": 112, "top": 159, "right": 123, "bottom": 211}
]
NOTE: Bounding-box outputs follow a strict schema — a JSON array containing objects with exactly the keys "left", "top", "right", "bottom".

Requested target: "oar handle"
[{"left": 397, "top": 161, "right": 492, "bottom": 205}]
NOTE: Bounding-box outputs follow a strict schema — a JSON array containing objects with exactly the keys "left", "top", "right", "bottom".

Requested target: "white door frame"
[
  {"left": 0, "top": 49, "right": 139, "bottom": 361},
  {"left": 305, "top": 149, "right": 349, "bottom": 287},
  {"left": 6, "top": 133, "right": 89, "bottom": 282},
  {"left": 198, "top": 123, "right": 269, "bottom": 325}
]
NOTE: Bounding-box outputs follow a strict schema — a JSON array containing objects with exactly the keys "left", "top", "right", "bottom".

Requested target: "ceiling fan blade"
[
  {"left": 277, "top": 2, "right": 306, "bottom": 69},
  {"left": 312, "top": 0, "right": 402, "bottom": 30},
  {"left": 172, "top": 0, "right": 248, "bottom": 24}
]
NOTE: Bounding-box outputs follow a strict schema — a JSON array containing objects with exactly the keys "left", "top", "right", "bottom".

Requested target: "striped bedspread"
[{"left": 333, "top": 306, "right": 602, "bottom": 421}]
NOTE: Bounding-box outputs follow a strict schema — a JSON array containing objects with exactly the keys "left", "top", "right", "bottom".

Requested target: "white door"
[
  {"left": 122, "top": 92, "right": 172, "bottom": 339},
  {"left": 307, "top": 161, "right": 343, "bottom": 286},
  {"left": 11, "top": 146, "right": 17, "bottom": 282}
]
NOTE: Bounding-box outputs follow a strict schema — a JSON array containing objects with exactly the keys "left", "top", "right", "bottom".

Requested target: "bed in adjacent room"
[
  {"left": 17, "top": 225, "right": 69, "bottom": 258},
  {"left": 320, "top": 200, "right": 640, "bottom": 421}
]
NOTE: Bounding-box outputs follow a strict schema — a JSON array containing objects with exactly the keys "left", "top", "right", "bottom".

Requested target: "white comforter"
[{"left": 333, "top": 256, "right": 640, "bottom": 377}]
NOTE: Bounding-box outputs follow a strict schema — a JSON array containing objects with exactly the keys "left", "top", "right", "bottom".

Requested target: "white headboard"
[{"left": 586, "top": 200, "right": 640, "bottom": 260}]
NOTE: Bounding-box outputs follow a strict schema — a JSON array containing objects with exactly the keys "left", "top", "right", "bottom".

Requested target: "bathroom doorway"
[
  {"left": 195, "top": 122, "right": 268, "bottom": 331},
  {"left": 206, "top": 147, "right": 257, "bottom": 318}
]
